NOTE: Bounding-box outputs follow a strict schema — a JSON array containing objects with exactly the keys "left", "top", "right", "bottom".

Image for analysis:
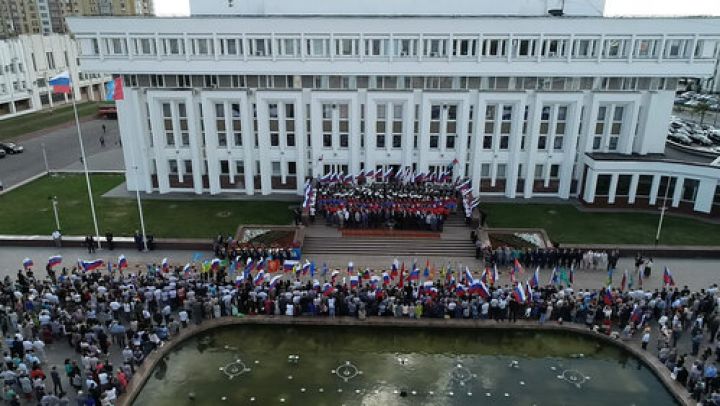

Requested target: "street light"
[
  {"left": 48, "top": 195, "right": 60, "bottom": 231},
  {"left": 654, "top": 178, "right": 672, "bottom": 246}
]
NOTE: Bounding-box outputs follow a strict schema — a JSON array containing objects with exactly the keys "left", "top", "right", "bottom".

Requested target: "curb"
[{"left": 117, "top": 316, "right": 690, "bottom": 406}]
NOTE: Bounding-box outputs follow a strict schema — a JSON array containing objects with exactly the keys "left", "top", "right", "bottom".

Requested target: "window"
[
  {"left": 666, "top": 39, "right": 688, "bottom": 58},
  {"left": 276, "top": 38, "right": 300, "bottom": 57},
  {"left": 288, "top": 161, "right": 297, "bottom": 175},
  {"left": 604, "top": 39, "right": 628, "bottom": 58},
  {"left": 483, "top": 39, "right": 506, "bottom": 57},
  {"left": 271, "top": 161, "right": 281, "bottom": 176},
  {"left": 542, "top": 39, "right": 566, "bottom": 58},
  {"left": 499, "top": 105, "right": 511, "bottom": 150},
  {"left": 168, "top": 160, "right": 178, "bottom": 175},
  {"left": 364, "top": 38, "right": 389, "bottom": 57},
  {"left": 163, "top": 38, "right": 184, "bottom": 56},
  {"left": 429, "top": 104, "right": 441, "bottom": 149},
  {"left": 550, "top": 164, "right": 560, "bottom": 179},
  {"left": 554, "top": 106, "right": 567, "bottom": 151},
  {"left": 46, "top": 52, "right": 55, "bottom": 69},
  {"left": 335, "top": 38, "right": 357, "bottom": 57},
  {"left": 215, "top": 103, "right": 228, "bottom": 147},
  {"left": 322, "top": 103, "right": 332, "bottom": 148},
  {"left": 496, "top": 163, "right": 507, "bottom": 179},
  {"left": 105, "top": 38, "right": 126, "bottom": 55},
  {"left": 483, "top": 105, "right": 495, "bottom": 150},
  {"left": 572, "top": 39, "right": 597, "bottom": 58},
  {"left": 392, "top": 104, "right": 403, "bottom": 148},
  {"left": 231, "top": 103, "right": 242, "bottom": 146},
  {"left": 394, "top": 39, "right": 417, "bottom": 57},
  {"left": 249, "top": 38, "right": 271, "bottom": 57},
  {"left": 235, "top": 160, "right": 245, "bottom": 175},
  {"left": 514, "top": 39, "right": 536, "bottom": 57},
  {"left": 184, "top": 160, "right": 193, "bottom": 174},
  {"left": 481, "top": 163, "right": 491, "bottom": 177},
  {"left": 218, "top": 160, "right": 230, "bottom": 175},
  {"left": 338, "top": 104, "right": 348, "bottom": 148},
  {"left": 453, "top": 39, "right": 477, "bottom": 57},
  {"left": 134, "top": 38, "right": 155, "bottom": 55},
  {"left": 424, "top": 39, "right": 447, "bottom": 57},
  {"left": 220, "top": 38, "right": 241, "bottom": 56},
  {"left": 534, "top": 164, "right": 544, "bottom": 179},
  {"left": 192, "top": 38, "right": 212, "bottom": 56},
  {"left": 635, "top": 39, "right": 658, "bottom": 58},
  {"left": 162, "top": 102, "right": 174, "bottom": 146},
  {"left": 306, "top": 38, "right": 329, "bottom": 57},
  {"left": 445, "top": 105, "right": 457, "bottom": 149}
]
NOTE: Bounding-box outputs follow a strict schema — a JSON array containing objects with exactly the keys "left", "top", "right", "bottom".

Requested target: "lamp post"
[
  {"left": 49, "top": 195, "right": 60, "bottom": 231},
  {"left": 654, "top": 178, "right": 672, "bottom": 246}
]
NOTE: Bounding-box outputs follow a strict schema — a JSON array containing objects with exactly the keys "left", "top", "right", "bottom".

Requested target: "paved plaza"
[{"left": 0, "top": 246, "right": 718, "bottom": 292}]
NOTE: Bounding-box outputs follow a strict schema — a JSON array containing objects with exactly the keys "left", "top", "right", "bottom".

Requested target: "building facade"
[
  {"left": 0, "top": 0, "right": 153, "bottom": 37},
  {"left": 0, "top": 34, "right": 108, "bottom": 119},
  {"left": 67, "top": 0, "right": 720, "bottom": 216}
]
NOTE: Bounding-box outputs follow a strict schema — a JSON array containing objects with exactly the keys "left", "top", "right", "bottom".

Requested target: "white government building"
[
  {"left": 0, "top": 34, "right": 108, "bottom": 119},
  {"left": 68, "top": 0, "right": 720, "bottom": 216}
]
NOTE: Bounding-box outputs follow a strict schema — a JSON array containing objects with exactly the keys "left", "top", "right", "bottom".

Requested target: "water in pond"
[{"left": 134, "top": 325, "right": 677, "bottom": 406}]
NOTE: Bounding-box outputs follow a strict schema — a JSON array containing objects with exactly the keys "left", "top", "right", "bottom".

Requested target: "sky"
[{"left": 154, "top": 0, "right": 720, "bottom": 16}]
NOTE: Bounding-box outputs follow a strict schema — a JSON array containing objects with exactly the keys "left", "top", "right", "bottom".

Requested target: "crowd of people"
[
  {"left": 0, "top": 253, "right": 717, "bottom": 405},
  {"left": 314, "top": 183, "right": 458, "bottom": 231}
]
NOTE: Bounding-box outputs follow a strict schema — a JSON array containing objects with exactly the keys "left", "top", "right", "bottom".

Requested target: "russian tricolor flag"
[
  {"left": 513, "top": 282, "right": 527, "bottom": 303},
  {"left": 529, "top": 267, "right": 540, "bottom": 288},
  {"left": 105, "top": 76, "right": 124, "bottom": 101},
  {"left": 161, "top": 258, "right": 169, "bottom": 273},
  {"left": 282, "top": 260, "right": 298, "bottom": 273},
  {"left": 455, "top": 284, "right": 466, "bottom": 297},
  {"left": 22, "top": 258, "right": 33, "bottom": 269},
  {"left": 663, "top": 267, "right": 675, "bottom": 286},
  {"left": 362, "top": 269, "right": 371, "bottom": 280},
  {"left": 268, "top": 275, "right": 282, "bottom": 289},
  {"left": 382, "top": 272, "right": 391, "bottom": 286},
  {"left": 369, "top": 277, "right": 379, "bottom": 289},
  {"left": 331, "top": 270, "right": 340, "bottom": 284},
  {"left": 408, "top": 266, "right": 420, "bottom": 281},
  {"left": 47, "top": 256, "right": 62, "bottom": 268},
  {"left": 347, "top": 261, "right": 354, "bottom": 275},
  {"left": 118, "top": 255, "right": 128, "bottom": 270},
  {"left": 603, "top": 287, "right": 614, "bottom": 305},
  {"left": 350, "top": 275, "right": 359, "bottom": 288},
  {"left": 254, "top": 270, "right": 266, "bottom": 286},
  {"left": 82, "top": 259, "right": 104, "bottom": 271},
  {"left": 255, "top": 257, "right": 266, "bottom": 271},
  {"left": 322, "top": 283, "right": 334, "bottom": 296},
  {"left": 302, "top": 260, "right": 311, "bottom": 275},
  {"left": 49, "top": 71, "right": 72, "bottom": 94},
  {"left": 525, "top": 281, "right": 534, "bottom": 303}
]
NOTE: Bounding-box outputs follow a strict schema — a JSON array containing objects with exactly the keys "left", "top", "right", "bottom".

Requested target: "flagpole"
[
  {"left": 128, "top": 135, "right": 149, "bottom": 252},
  {"left": 72, "top": 94, "right": 102, "bottom": 249}
]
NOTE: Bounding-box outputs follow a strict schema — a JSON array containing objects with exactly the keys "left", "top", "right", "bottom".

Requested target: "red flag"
[
  {"left": 112, "top": 77, "right": 124, "bottom": 100},
  {"left": 398, "top": 264, "right": 405, "bottom": 288}
]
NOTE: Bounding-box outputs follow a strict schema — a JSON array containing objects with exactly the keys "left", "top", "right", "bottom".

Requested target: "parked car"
[
  {"left": 688, "top": 133, "right": 713, "bottom": 146},
  {"left": 667, "top": 133, "right": 692, "bottom": 145},
  {"left": 0, "top": 149, "right": 6, "bottom": 159},
  {"left": 0, "top": 142, "right": 24, "bottom": 154}
]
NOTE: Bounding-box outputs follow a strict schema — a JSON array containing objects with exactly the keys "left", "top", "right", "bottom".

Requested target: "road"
[{"left": 0, "top": 118, "right": 123, "bottom": 189}]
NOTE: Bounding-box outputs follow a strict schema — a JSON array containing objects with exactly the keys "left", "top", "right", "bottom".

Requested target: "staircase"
[
  {"left": 302, "top": 236, "right": 476, "bottom": 257},
  {"left": 302, "top": 213, "right": 476, "bottom": 258}
]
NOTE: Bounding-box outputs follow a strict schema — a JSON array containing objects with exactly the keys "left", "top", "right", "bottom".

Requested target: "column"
[
  {"left": 186, "top": 95, "right": 203, "bottom": 195},
  {"left": 455, "top": 98, "right": 471, "bottom": 180},
  {"left": 628, "top": 174, "right": 640, "bottom": 204},
  {"left": 648, "top": 175, "right": 661, "bottom": 205},
  {"left": 417, "top": 95, "right": 431, "bottom": 173},
  {"left": 671, "top": 176, "right": 684, "bottom": 208},
  {"left": 559, "top": 100, "right": 582, "bottom": 199},
  {"left": 693, "top": 178, "right": 717, "bottom": 214},
  {"left": 242, "top": 94, "right": 255, "bottom": 196},
  {"left": 349, "top": 97, "right": 362, "bottom": 176},
  {"left": 470, "top": 95, "right": 485, "bottom": 195},
  {"left": 607, "top": 173, "right": 619, "bottom": 204},
  {"left": 148, "top": 98, "right": 169, "bottom": 194},
  {"left": 295, "top": 95, "right": 308, "bottom": 196},
  {"left": 523, "top": 95, "right": 541, "bottom": 198},
  {"left": 202, "top": 99, "right": 221, "bottom": 195},
  {"left": 256, "top": 99, "right": 272, "bottom": 195},
  {"left": 506, "top": 97, "right": 525, "bottom": 198},
  {"left": 582, "top": 170, "right": 597, "bottom": 203}
]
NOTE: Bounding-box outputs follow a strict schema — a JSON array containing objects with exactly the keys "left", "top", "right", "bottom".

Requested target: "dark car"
[
  {"left": 0, "top": 142, "right": 23, "bottom": 154},
  {"left": 0, "top": 149, "right": 6, "bottom": 158}
]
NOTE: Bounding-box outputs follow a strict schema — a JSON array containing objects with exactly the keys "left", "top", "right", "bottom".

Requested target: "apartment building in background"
[
  {"left": 0, "top": 0, "right": 153, "bottom": 37},
  {"left": 67, "top": 0, "right": 720, "bottom": 216}
]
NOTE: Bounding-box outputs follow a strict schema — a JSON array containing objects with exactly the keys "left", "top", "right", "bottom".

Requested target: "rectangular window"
[
  {"left": 306, "top": 38, "right": 329, "bottom": 57},
  {"left": 235, "top": 160, "right": 245, "bottom": 175},
  {"left": 220, "top": 38, "right": 241, "bottom": 56},
  {"left": 496, "top": 163, "right": 507, "bottom": 179},
  {"left": 163, "top": 38, "right": 184, "bottom": 56},
  {"left": 394, "top": 39, "right": 417, "bottom": 57},
  {"left": 549, "top": 164, "right": 560, "bottom": 178},
  {"left": 249, "top": 38, "right": 271, "bottom": 57},
  {"left": 481, "top": 163, "right": 491, "bottom": 177},
  {"left": 168, "top": 160, "right": 178, "bottom": 174},
  {"left": 288, "top": 161, "right": 297, "bottom": 175},
  {"left": 335, "top": 38, "right": 357, "bottom": 57},
  {"left": 276, "top": 38, "right": 300, "bottom": 57},
  {"left": 192, "top": 38, "right": 212, "bottom": 56},
  {"left": 184, "top": 160, "right": 193, "bottom": 174},
  {"left": 271, "top": 162, "right": 281, "bottom": 176}
]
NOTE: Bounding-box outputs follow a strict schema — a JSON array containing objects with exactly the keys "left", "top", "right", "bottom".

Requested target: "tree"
[{"left": 694, "top": 101, "right": 710, "bottom": 125}]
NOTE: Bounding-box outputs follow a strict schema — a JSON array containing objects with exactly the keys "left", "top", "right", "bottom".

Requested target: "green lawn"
[
  {"left": 0, "top": 102, "right": 102, "bottom": 141},
  {"left": 0, "top": 174, "right": 295, "bottom": 238},
  {"left": 482, "top": 203, "right": 720, "bottom": 246}
]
